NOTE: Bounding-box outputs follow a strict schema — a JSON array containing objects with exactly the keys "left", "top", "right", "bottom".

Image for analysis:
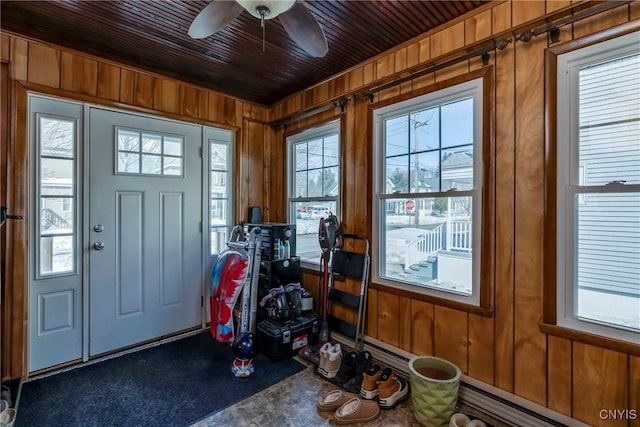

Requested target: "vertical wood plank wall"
[
  {"left": 273, "top": 2, "right": 639, "bottom": 426},
  {"left": 0, "top": 33, "right": 270, "bottom": 379},
  {"left": 1, "top": 1, "right": 639, "bottom": 426}
]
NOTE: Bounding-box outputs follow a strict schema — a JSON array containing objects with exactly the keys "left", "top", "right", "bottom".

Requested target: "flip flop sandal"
[
  {"left": 317, "top": 390, "right": 360, "bottom": 412},
  {"left": 333, "top": 398, "right": 380, "bottom": 425}
]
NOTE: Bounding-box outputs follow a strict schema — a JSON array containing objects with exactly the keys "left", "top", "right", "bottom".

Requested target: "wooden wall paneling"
[
  {"left": 60, "top": 53, "right": 97, "bottom": 97},
  {"left": 469, "top": 54, "right": 486, "bottom": 72},
  {"left": 513, "top": 32, "right": 547, "bottom": 406},
  {"left": 133, "top": 72, "right": 155, "bottom": 109},
  {"left": 119, "top": 68, "right": 134, "bottom": 105},
  {"left": 492, "top": 2, "right": 512, "bottom": 35},
  {"left": 632, "top": 1, "right": 640, "bottom": 20},
  {"left": 468, "top": 313, "right": 495, "bottom": 384},
  {"left": 343, "top": 100, "right": 356, "bottom": 234},
  {"left": 97, "top": 63, "right": 120, "bottom": 101},
  {"left": 336, "top": 100, "right": 355, "bottom": 323},
  {"left": 328, "top": 74, "right": 349, "bottom": 100},
  {"left": 377, "top": 291, "right": 400, "bottom": 347},
  {"left": 400, "top": 80, "right": 412, "bottom": 96},
  {"left": 398, "top": 296, "right": 412, "bottom": 352},
  {"left": 572, "top": 343, "right": 628, "bottom": 427},
  {"left": 179, "top": 85, "right": 208, "bottom": 120},
  {"left": 419, "top": 37, "right": 431, "bottom": 64},
  {"left": 494, "top": 31, "right": 516, "bottom": 393},
  {"left": 303, "top": 90, "right": 315, "bottom": 112},
  {"left": 349, "top": 66, "right": 364, "bottom": 92},
  {"left": 434, "top": 306, "right": 468, "bottom": 373},
  {"left": 1, "top": 63, "right": 9, "bottom": 379},
  {"left": 313, "top": 83, "right": 329, "bottom": 105},
  {"left": 430, "top": 22, "right": 465, "bottom": 59},
  {"left": 410, "top": 300, "right": 434, "bottom": 356},
  {"left": 362, "top": 62, "right": 376, "bottom": 87},
  {"left": 6, "top": 83, "right": 28, "bottom": 379},
  {"left": 465, "top": 9, "right": 492, "bottom": 45},
  {"left": 411, "top": 72, "right": 435, "bottom": 94},
  {"left": 376, "top": 53, "right": 395, "bottom": 81},
  {"left": 547, "top": 336, "right": 572, "bottom": 416},
  {"left": 1, "top": 35, "right": 10, "bottom": 62},
  {"left": 263, "top": 125, "right": 279, "bottom": 223},
  {"left": 512, "top": 1, "right": 546, "bottom": 27},
  {"left": 153, "top": 79, "right": 179, "bottom": 114},
  {"left": 241, "top": 119, "right": 265, "bottom": 211},
  {"left": 630, "top": 356, "right": 640, "bottom": 427},
  {"left": 353, "top": 98, "right": 370, "bottom": 237},
  {"left": 242, "top": 103, "right": 266, "bottom": 123},
  {"left": 27, "top": 42, "right": 60, "bottom": 88},
  {"left": 435, "top": 61, "right": 469, "bottom": 83},
  {"left": 377, "top": 85, "right": 401, "bottom": 102},
  {"left": 546, "top": 0, "right": 571, "bottom": 14},
  {"left": 365, "top": 288, "right": 378, "bottom": 338},
  {"left": 406, "top": 42, "right": 420, "bottom": 69},
  {"left": 234, "top": 101, "right": 244, "bottom": 128},
  {"left": 395, "top": 48, "right": 407, "bottom": 74},
  {"left": 208, "top": 93, "right": 237, "bottom": 126},
  {"left": 572, "top": 3, "right": 630, "bottom": 39},
  {"left": 9, "top": 38, "right": 27, "bottom": 81}
]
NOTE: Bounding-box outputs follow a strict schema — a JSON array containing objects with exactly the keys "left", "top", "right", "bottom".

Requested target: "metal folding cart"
[{"left": 326, "top": 233, "right": 370, "bottom": 352}]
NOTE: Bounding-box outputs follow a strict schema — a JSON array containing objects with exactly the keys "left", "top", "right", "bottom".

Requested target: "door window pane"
[
  {"left": 40, "top": 235, "right": 74, "bottom": 275},
  {"left": 40, "top": 197, "right": 74, "bottom": 233},
  {"left": 40, "top": 117, "right": 74, "bottom": 157},
  {"left": 41, "top": 158, "right": 74, "bottom": 196},
  {"left": 116, "top": 128, "right": 184, "bottom": 176}
]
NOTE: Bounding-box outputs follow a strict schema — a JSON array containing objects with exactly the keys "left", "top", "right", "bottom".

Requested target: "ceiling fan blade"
[
  {"left": 279, "top": 3, "right": 328, "bottom": 58},
  {"left": 188, "top": 1, "right": 244, "bottom": 39}
]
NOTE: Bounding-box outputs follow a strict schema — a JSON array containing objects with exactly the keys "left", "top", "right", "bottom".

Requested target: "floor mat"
[{"left": 17, "top": 332, "right": 305, "bottom": 427}]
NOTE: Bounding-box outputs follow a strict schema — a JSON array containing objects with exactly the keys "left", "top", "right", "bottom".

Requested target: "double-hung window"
[
  {"left": 287, "top": 120, "right": 340, "bottom": 264},
  {"left": 373, "top": 71, "right": 491, "bottom": 308},
  {"left": 551, "top": 30, "right": 640, "bottom": 343}
]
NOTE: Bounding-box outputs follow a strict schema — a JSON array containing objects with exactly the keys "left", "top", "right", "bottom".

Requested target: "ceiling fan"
[{"left": 188, "top": 0, "right": 328, "bottom": 58}]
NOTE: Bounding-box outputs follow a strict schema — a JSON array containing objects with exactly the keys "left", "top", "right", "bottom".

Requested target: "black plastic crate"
[{"left": 257, "top": 314, "right": 319, "bottom": 361}]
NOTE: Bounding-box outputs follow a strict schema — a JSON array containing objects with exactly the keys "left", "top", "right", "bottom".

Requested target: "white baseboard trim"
[{"left": 331, "top": 334, "right": 588, "bottom": 427}]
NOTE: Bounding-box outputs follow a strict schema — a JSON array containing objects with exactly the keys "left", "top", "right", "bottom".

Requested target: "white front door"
[{"left": 88, "top": 107, "right": 202, "bottom": 356}]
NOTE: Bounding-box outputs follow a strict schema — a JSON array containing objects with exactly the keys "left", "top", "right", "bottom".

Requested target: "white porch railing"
[
  {"left": 447, "top": 220, "right": 472, "bottom": 253},
  {"left": 403, "top": 220, "right": 472, "bottom": 272},
  {"left": 404, "top": 224, "right": 443, "bottom": 272}
]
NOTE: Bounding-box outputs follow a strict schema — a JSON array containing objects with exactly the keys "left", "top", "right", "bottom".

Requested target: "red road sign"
[{"left": 406, "top": 200, "right": 415, "bottom": 212}]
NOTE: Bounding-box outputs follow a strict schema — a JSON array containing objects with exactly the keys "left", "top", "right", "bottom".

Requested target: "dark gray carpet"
[{"left": 17, "top": 332, "right": 304, "bottom": 427}]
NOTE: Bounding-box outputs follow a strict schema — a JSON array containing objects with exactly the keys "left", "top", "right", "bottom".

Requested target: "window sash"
[
  {"left": 373, "top": 77, "right": 483, "bottom": 305},
  {"left": 287, "top": 121, "right": 340, "bottom": 265},
  {"left": 556, "top": 31, "right": 640, "bottom": 343}
]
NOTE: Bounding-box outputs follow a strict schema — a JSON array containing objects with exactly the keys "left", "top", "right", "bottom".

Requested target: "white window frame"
[
  {"left": 372, "top": 78, "right": 484, "bottom": 306},
  {"left": 556, "top": 31, "right": 640, "bottom": 343},
  {"left": 34, "top": 111, "right": 81, "bottom": 279},
  {"left": 205, "top": 127, "right": 234, "bottom": 257},
  {"left": 287, "top": 120, "right": 341, "bottom": 266}
]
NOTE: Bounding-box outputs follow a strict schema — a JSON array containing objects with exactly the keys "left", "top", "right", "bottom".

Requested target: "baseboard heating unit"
[{"left": 331, "top": 334, "right": 588, "bottom": 427}]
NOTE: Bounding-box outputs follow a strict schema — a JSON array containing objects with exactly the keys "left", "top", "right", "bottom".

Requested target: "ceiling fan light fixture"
[{"left": 236, "top": 0, "right": 296, "bottom": 20}]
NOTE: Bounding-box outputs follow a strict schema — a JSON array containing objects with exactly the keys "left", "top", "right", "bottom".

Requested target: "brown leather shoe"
[
  {"left": 359, "top": 364, "right": 382, "bottom": 399},
  {"left": 377, "top": 369, "right": 410, "bottom": 409}
]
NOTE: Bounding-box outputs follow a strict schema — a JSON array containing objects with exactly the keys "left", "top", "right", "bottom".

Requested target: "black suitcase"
[{"left": 257, "top": 314, "right": 320, "bottom": 361}]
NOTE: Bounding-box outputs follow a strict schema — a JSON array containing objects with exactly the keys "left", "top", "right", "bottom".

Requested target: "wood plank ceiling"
[{"left": 1, "top": 0, "right": 487, "bottom": 105}]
